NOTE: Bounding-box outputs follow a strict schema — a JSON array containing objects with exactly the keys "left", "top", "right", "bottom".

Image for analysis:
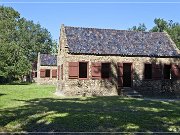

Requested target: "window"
[
  {"left": 79, "top": 62, "right": 88, "bottom": 78},
  {"left": 32, "top": 71, "right": 37, "bottom": 78},
  {"left": 45, "top": 69, "right": 50, "bottom": 77},
  {"left": 101, "top": 63, "right": 111, "bottom": 79},
  {"left": 35, "top": 72, "right": 37, "bottom": 77},
  {"left": 69, "top": 62, "right": 88, "bottom": 79},
  {"left": 152, "top": 64, "right": 162, "bottom": 80},
  {"left": 163, "top": 65, "right": 171, "bottom": 79},
  {"left": 144, "top": 64, "right": 152, "bottom": 79},
  {"left": 91, "top": 62, "right": 111, "bottom": 79}
]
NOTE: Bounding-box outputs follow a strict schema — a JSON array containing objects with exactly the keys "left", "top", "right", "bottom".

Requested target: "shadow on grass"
[
  {"left": 0, "top": 97, "right": 179, "bottom": 132},
  {"left": 0, "top": 81, "right": 33, "bottom": 85},
  {"left": 0, "top": 93, "right": 6, "bottom": 97},
  {"left": 7, "top": 82, "right": 33, "bottom": 85}
]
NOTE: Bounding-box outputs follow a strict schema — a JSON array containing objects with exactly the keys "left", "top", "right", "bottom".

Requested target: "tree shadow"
[
  {"left": 92, "top": 60, "right": 120, "bottom": 95},
  {"left": 0, "top": 93, "right": 6, "bottom": 97},
  {"left": 0, "top": 97, "right": 179, "bottom": 132},
  {"left": 135, "top": 58, "right": 180, "bottom": 98},
  {"left": 96, "top": 57, "right": 180, "bottom": 98},
  {"left": 0, "top": 82, "right": 33, "bottom": 85}
]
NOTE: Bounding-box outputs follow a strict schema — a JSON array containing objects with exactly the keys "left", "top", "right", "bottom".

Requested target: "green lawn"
[{"left": 0, "top": 84, "right": 180, "bottom": 133}]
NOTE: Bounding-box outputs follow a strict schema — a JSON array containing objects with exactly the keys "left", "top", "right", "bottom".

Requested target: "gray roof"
[
  {"left": 40, "top": 54, "right": 57, "bottom": 66},
  {"left": 64, "top": 26, "right": 180, "bottom": 57}
]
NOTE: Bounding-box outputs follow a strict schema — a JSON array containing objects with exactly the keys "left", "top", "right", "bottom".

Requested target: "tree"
[
  {"left": 0, "top": 6, "right": 57, "bottom": 82},
  {"left": 17, "top": 18, "right": 54, "bottom": 62},
  {"left": 0, "top": 6, "right": 25, "bottom": 81},
  {"left": 150, "top": 18, "right": 167, "bottom": 32},
  {"left": 128, "top": 23, "right": 147, "bottom": 32},
  {"left": 150, "top": 18, "right": 168, "bottom": 32},
  {"left": 150, "top": 18, "right": 180, "bottom": 49},
  {"left": 166, "top": 23, "right": 180, "bottom": 49}
]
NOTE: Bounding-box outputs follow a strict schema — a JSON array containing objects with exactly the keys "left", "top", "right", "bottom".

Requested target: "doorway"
[{"left": 123, "top": 63, "right": 132, "bottom": 87}]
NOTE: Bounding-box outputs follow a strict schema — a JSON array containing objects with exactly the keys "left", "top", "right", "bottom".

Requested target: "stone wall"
[
  {"left": 36, "top": 53, "right": 57, "bottom": 85},
  {"left": 58, "top": 53, "right": 180, "bottom": 96},
  {"left": 37, "top": 65, "right": 57, "bottom": 85},
  {"left": 57, "top": 25, "right": 180, "bottom": 96}
]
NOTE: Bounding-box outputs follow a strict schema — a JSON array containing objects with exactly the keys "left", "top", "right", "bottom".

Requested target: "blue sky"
[{"left": 1, "top": 0, "right": 180, "bottom": 41}]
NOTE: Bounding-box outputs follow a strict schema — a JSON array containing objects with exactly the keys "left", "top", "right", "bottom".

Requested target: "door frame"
[{"left": 119, "top": 62, "right": 133, "bottom": 87}]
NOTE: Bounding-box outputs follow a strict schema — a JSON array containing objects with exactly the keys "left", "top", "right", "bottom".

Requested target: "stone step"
[
  {"left": 121, "top": 87, "right": 143, "bottom": 98},
  {"left": 121, "top": 87, "right": 132, "bottom": 90},
  {"left": 124, "top": 91, "right": 139, "bottom": 95},
  {"left": 122, "top": 90, "right": 138, "bottom": 93},
  {"left": 126, "top": 94, "right": 143, "bottom": 98}
]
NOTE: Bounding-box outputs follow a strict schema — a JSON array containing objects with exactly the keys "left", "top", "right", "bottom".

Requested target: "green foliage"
[
  {"left": 150, "top": 18, "right": 180, "bottom": 49},
  {"left": 128, "top": 23, "right": 147, "bottom": 32},
  {"left": 17, "top": 18, "right": 54, "bottom": 62},
  {"left": 166, "top": 23, "right": 180, "bottom": 49},
  {"left": 0, "top": 6, "right": 57, "bottom": 82},
  {"left": 151, "top": 18, "right": 168, "bottom": 32},
  {"left": 129, "top": 18, "right": 180, "bottom": 49},
  {"left": 0, "top": 85, "right": 179, "bottom": 132}
]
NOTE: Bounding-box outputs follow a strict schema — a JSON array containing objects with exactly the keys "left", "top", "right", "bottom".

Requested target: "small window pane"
[
  {"left": 35, "top": 72, "right": 37, "bottom": 77},
  {"left": 164, "top": 65, "right": 171, "bottom": 79},
  {"left": 144, "top": 64, "right": 152, "bottom": 79},
  {"left": 101, "top": 63, "right": 110, "bottom": 79},
  {"left": 79, "top": 62, "right": 88, "bottom": 78},
  {"left": 45, "top": 69, "right": 50, "bottom": 77}
]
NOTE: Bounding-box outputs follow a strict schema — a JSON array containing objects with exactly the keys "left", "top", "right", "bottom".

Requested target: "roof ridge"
[{"left": 64, "top": 25, "right": 164, "bottom": 34}]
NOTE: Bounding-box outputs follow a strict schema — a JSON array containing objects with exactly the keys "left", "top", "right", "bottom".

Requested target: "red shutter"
[
  {"left": 40, "top": 69, "right": 45, "bottom": 78},
  {"left": 117, "top": 63, "right": 123, "bottom": 87},
  {"left": 171, "top": 64, "right": 180, "bottom": 79},
  {"left": 91, "top": 62, "right": 101, "bottom": 79},
  {"left": 32, "top": 71, "right": 35, "bottom": 78},
  {"left": 131, "top": 63, "right": 133, "bottom": 82},
  {"left": 69, "top": 62, "right": 79, "bottom": 79},
  {"left": 152, "top": 64, "right": 162, "bottom": 80},
  {"left": 58, "top": 66, "right": 60, "bottom": 80},
  {"left": 52, "top": 69, "right": 57, "bottom": 78},
  {"left": 61, "top": 64, "right": 63, "bottom": 80}
]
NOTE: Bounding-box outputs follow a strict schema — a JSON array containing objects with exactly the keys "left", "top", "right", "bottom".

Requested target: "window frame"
[
  {"left": 144, "top": 63, "right": 152, "bottom": 80},
  {"left": 45, "top": 69, "right": 51, "bottom": 78},
  {"left": 68, "top": 61, "right": 89, "bottom": 80},
  {"left": 78, "top": 61, "right": 89, "bottom": 80},
  {"left": 101, "top": 62, "right": 111, "bottom": 79},
  {"left": 163, "top": 64, "right": 171, "bottom": 80},
  {"left": 34, "top": 71, "right": 37, "bottom": 78}
]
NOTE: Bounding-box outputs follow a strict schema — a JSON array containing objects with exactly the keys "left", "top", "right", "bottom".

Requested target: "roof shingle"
[
  {"left": 40, "top": 54, "right": 57, "bottom": 66},
  {"left": 64, "top": 26, "right": 180, "bottom": 57}
]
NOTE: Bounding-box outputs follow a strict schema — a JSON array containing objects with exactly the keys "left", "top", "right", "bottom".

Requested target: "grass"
[{"left": 0, "top": 84, "right": 180, "bottom": 133}]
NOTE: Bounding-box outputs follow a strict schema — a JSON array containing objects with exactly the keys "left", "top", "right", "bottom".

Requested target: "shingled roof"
[
  {"left": 40, "top": 54, "right": 57, "bottom": 66},
  {"left": 64, "top": 26, "right": 180, "bottom": 57}
]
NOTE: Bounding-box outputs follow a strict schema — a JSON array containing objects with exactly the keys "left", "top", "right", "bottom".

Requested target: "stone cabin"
[
  {"left": 32, "top": 52, "right": 58, "bottom": 84},
  {"left": 57, "top": 24, "right": 180, "bottom": 96}
]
